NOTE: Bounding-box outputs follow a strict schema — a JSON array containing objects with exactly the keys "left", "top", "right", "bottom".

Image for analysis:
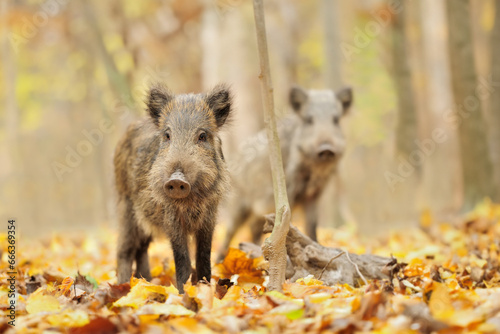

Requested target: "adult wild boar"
[{"left": 219, "top": 85, "right": 352, "bottom": 259}]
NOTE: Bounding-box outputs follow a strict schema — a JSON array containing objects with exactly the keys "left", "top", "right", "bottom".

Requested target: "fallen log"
[{"left": 239, "top": 214, "right": 399, "bottom": 287}]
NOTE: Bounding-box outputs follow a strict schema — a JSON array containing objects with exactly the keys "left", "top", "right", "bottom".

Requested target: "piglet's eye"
[
  {"left": 305, "top": 116, "right": 313, "bottom": 125},
  {"left": 198, "top": 132, "right": 207, "bottom": 142},
  {"left": 333, "top": 116, "right": 340, "bottom": 125}
]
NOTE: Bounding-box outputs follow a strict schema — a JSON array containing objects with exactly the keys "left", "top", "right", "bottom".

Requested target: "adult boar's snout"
[
  {"left": 164, "top": 171, "right": 191, "bottom": 199},
  {"left": 317, "top": 143, "right": 336, "bottom": 161}
]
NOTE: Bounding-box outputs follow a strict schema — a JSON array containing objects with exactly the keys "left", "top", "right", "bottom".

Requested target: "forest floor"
[{"left": 1, "top": 201, "right": 500, "bottom": 333}]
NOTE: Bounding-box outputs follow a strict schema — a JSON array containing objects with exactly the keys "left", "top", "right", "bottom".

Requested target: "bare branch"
[{"left": 252, "top": 0, "right": 291, "bottom": 292}]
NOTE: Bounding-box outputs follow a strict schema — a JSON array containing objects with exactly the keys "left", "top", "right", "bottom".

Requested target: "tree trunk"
[
  {"left": 446, "top": 0, "right": 496, "bottom": 210},
  {"left": 252, "top": 0, "right": 291, "bottom": 292},
  {"left": 490, "top": 0, "right": 500, "bottom": 202},
  {"left": 392, "top": 1, "right": 418, "bottom": 158}
]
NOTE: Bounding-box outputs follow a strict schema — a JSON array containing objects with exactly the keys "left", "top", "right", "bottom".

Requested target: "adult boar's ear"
[
  {"left": 336, "top": 87, "right": 353, "bottom": 114},
  {"left": 206, "top": 84, "right": 232, "bottom": 128},
  {"left": 289, "top": 85, "right": 308, "bottom": 112},
  {"left": 147, "top": 84, "right": 174, "bottom": 125}
]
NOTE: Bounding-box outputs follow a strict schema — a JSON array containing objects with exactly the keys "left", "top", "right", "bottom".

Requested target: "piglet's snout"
[{"left": 164, "top": 171, "right": 191, "bottom": 199}]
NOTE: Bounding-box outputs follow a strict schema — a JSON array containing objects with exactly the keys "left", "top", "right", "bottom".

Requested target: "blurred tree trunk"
[
  {"left": 387, "top": 1, "right": 419, "bottom": 227},
  {"left": 272, "top": 0, "right": 300, "bottom": 108},
  {"left": 392, "top": 1, "right": 418, "bottom": 158},
  {"left": 220, "top": 6, "right": 263, "bottom": 152},
  {"left": 82, "top": 1, "right": 135, "bottom": 112},
  {"left": 277, "top": 0, "right": 299, "bottom": 85},
  {"left": 320, "top": 0, "right": 348, "bottom": 227},
  {"left": 446, "top": 0, "right": 496, "bottom": 210},
  {"left": 322, "top": 0, "right": 342, "bottom": 91},
  {"left": 419, "top": 0, "right": 462, "bottom": 213},
  {"left": 111, "top": 0, "right": 136, "bottom": 88},
  {"left": 490, "top": 0, "right": 500, "bottom": 202},
  {"left": 1, "top": 0, "right": 20, "bottom": 216},
  {"left": 200, "top": 1, "right": 220, "bottom": 90}
]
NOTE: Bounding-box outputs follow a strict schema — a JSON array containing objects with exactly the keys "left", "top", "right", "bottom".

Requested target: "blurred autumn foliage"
[{"left": 2, "top": 0, "right": 499, "bottom": 237}]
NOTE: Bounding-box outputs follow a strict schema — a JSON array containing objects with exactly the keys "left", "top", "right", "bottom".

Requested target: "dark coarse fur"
[
  {"left": 219, "top": 86, "right": 352, "bottom": 260},
  {"left": 115, "top": 83, "right": 232, "bottom": 293}
]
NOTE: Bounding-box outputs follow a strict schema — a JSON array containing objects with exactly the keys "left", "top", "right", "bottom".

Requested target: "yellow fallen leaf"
[
  {"left": 283, "top": 281, "right": 336, "bottom": 299},
  {"left": 307, "top": 292, "right": 331, "bottom": 304},
  {"left": 151, "top": 264, "right": 163, "bottom": 277},
  {"left": 168, "top": 317, "right": 214, "bottom": 334},
  {"left": 317, "top": 297, "right": 356, "bottom": 318},
  {"left": 113, "top": 278, "right": 178, "bottom": 309},
  {"left": 429, "top": 283, "right": 454, "bottom": 320},
  {"left": 470, "top": 257, "right": 487, "bottom": 269},
  {"left": 268, "top": 303, "right": 304, "bottom": 320},
  {"left": 26, "top": 291, "right": 61, "bottom": 314},
  {"left": 138, "top": 314, "right": 160, "bottom": 324},
  {"left": 222, "top": 285, "right": 243, "bottom": 302},
  {"left": 447, "top": 309, "right": 484, "bottom": 327},
  {"left": 295, "top": 275, "right": 323, "bottom": 286},
  {"left": 138, "top": 303, "right": 195, "bottom": 317},
  {"left": 476, "top": 322, "right": 498, "bottom": 333},
  {"left": 184, "top": 284, "right": 198, "bottom": 298},
  {"left": 47, "top": 309, "right": 89, "bottom": 327},
  {"left": 265, "top": 290, "right": 304, "bottom": 306}
]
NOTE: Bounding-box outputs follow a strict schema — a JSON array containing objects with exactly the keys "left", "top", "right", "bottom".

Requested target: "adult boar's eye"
[
  {"left": 198, "top": 132, "right": 207, "bottom": 142},
  {"left": 165, "top": 132, "right": 171, "bottom": 141}
]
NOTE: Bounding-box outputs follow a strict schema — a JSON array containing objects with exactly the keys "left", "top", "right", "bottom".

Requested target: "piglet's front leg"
[
  {"left": 195, "top": 224, "right": 214, "bottom": 283},
  {"left": 170, "top": 229, "right": 191, "bottom": 294}
]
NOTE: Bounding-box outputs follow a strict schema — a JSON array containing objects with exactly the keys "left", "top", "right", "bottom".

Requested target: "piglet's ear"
[
  {"left": 289, "top": 85, "right": 308, "bottom": 112},
  {"left": 336, "top": 87, "right": 353, "bottom": 114},
  {"left": 147, "top": 84, "right": 174, "bottom": 125},
  {"left": 206, "top": 84, "right": 232, "bottom": 128}
]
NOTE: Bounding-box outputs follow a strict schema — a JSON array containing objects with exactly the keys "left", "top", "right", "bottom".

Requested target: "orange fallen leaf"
[{"left": 213, "top": 248, "right": 265, "bottom": 285}]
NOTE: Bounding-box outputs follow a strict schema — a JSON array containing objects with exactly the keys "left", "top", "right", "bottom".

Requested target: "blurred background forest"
[{"left": 1, "top": 0, "right": 499, "bottom": 238}]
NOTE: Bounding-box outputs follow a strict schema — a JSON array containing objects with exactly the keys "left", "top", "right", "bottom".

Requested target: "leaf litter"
[{"left": 1, "top": 201, "right": 500, "bottom": 333}]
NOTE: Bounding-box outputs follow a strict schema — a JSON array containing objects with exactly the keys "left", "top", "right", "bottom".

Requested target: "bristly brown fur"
[{"left": 116, "top": 83, "right": 232, "bottom": 293}]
